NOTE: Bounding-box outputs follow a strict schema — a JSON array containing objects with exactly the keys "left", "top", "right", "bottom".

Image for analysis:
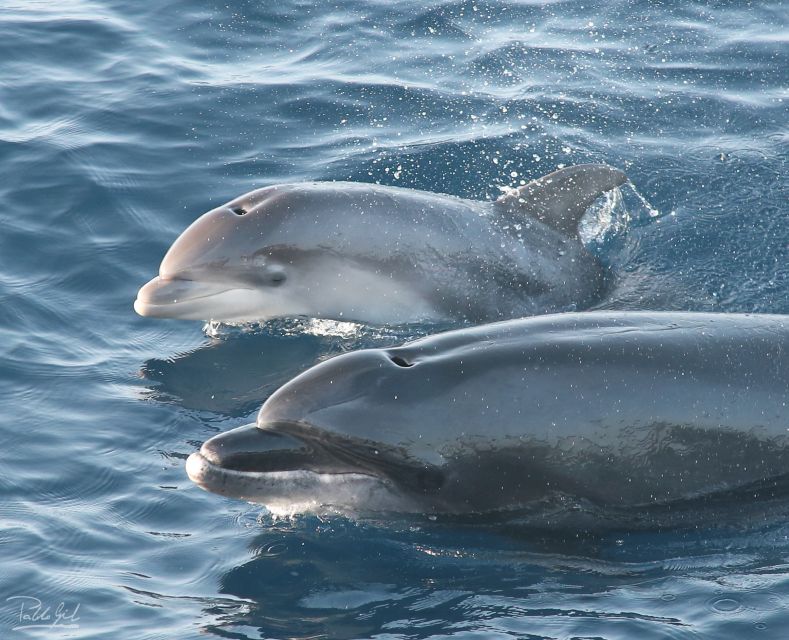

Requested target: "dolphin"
[
  {"left": 186, "top": 311, "right": 789, "bottom": 519},
  {"left": 135, "top": 165, "right": 627, "bottom": 325}
]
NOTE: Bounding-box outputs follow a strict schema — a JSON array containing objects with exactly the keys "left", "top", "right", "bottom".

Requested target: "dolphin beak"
[
  {"left": 185, "top": 423, "right": 320, "bottom": 493},
  {"left": 195, "top": 423, "right": 311, "bottom": 472},
  {"left": 186, "top": 423, "right": 405, "bottom": 512},
  {"left": 134, "top": 276, "right": 232, "bottom": 318}
]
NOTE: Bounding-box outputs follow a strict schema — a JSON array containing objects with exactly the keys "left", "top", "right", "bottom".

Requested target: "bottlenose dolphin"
[
  {"left": 135, "top": 165, "right": 627, "bottom": 324},
  {"left": 186, "top": 312, "right": 789, "bottom": 518}
]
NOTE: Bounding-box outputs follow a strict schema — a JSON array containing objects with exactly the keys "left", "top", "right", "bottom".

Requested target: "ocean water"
[{"left": 1, "top": 0, "right": 787, "bottom": 637}]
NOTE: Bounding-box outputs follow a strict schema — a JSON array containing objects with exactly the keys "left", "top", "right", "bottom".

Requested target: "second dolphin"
[{"left": 187, "top": 311, "right": 789, "bottom": 519}]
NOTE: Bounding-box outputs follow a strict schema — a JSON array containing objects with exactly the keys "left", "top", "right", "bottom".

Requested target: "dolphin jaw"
[
  {"left": 135, "top": 275, "right": 229, "bottom": 317},
  {"left": 134, "top": 275, "right": 271, "bottom": 321},
  {"left": 186, "top": 421, "right": 414, "bottom": 512},
  {"left": 185, "top": 451, "right": 406, "bottom": 514}
]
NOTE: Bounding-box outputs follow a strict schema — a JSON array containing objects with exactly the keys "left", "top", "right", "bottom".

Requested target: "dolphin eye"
[
  {"left": 390, "top": 355, "right": 413, "bottom": 368},
  {"left": 267, "top": 267, "right": 287, "bottom": 286}
]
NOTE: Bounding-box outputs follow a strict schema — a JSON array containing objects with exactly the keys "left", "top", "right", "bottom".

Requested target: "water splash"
[
  {"left": 203, "top": 316, "right": 452, "bottom": 344},
  {"left": 580, "top": 182, "right": 663, "bottom": 246}
]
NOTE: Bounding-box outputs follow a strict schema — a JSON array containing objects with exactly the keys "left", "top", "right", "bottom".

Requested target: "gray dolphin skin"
[
  {"left": 135, "top": 164, "right": 627, "bottom": 324},
  {"left": 186, "top": 311, "right": 789, "bottom": 518}
]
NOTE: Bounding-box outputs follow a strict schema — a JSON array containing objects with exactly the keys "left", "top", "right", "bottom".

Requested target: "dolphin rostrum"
[
  {"left": 135, "top": 165, "right": 627, "bottom": 324},
  {"left": 186, "top": 312, "right": 789, "bottom": 520}
]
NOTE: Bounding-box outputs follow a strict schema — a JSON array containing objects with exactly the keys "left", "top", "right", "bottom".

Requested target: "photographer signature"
[{"left": 6, "top": 596, "right": 80, "bottom": 631}]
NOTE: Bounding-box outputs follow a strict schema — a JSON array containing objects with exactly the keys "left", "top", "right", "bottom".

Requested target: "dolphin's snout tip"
[
  {"left": 186, "top": 452, "right": 210, "bottom": 485},
  {"left": 133, "top": 293, "right": 154, "bottom": 317},
  {"left": 134, "top": 276, "right": 165, "bottom": 317}
]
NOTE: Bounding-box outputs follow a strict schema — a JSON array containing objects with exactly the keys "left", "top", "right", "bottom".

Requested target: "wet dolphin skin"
[{"left": 187, "top": 311, "right": 789, "bottom": 518}]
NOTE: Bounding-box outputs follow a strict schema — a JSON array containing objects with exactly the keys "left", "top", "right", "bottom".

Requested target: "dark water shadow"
[
  {"left": 198, "top": 504, "right": 789, "bottom": 640},
  {"left": 199, "top": 475, "right": 789, "bottom": 638},
  {"left": 139, "top": 320, "right": 447, "bottom": 417},
  {"left": 203, "top": 517, "right": 571, "bottom": 640},
  {"left": 140, "top": 332, "right": 342, "bottom": 417}
]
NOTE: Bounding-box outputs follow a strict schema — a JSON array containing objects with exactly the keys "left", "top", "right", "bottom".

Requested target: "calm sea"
[{"left": 1, "top": 0, "right": 787, "bottom": 638}]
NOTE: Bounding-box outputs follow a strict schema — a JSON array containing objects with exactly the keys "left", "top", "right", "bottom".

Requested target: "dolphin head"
[
  {"left": 186, "top": 346, "right": 450, "bottom": 515},
  {"left": 134, "top": 183, "right": 438, "bottom": 324},
  {"left": 135, "top": 186, "right": 306, "bottom": 321}
]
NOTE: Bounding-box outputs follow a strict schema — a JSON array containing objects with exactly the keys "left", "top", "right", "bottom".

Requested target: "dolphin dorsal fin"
[{"left": 495, "top": 164, "right": 628, "bottom": 237}]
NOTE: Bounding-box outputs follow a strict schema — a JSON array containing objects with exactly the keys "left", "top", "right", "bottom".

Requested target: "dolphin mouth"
[
  {"left": 185, "top": 450, "right": 386, "bottom": 513},
  {"left": 185, "top": 422, "right": 400, "bottom": 510},
  {"left": 186, "top": 423, "right": 380, "bottom": 488},
  {"left": 185, "top": 450, "right": 372, "bottom": 491},
  {"left": 134, "top": 276, "right": 237, "bottom": 318},
  {"left": 185, "top": 422, "right": 445, "bottom": 514}
]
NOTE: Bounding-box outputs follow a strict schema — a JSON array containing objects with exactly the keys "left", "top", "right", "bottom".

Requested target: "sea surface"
[{"left": 1, "top": 0, "right": 787, "bottom": 638}]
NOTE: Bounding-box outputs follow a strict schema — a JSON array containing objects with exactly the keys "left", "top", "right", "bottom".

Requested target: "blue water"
[{"left": 1, "top": 0, "right": 787, "bottom": 637}]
